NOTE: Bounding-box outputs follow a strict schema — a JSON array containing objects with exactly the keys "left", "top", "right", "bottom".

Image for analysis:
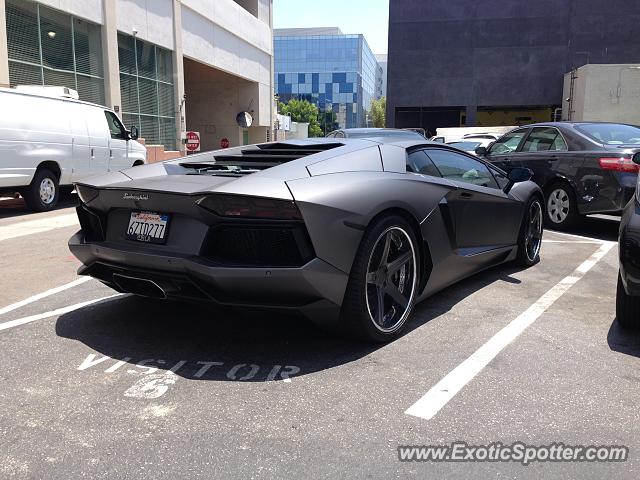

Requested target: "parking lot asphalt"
[{"left": 0, "top": 199, "right": 637, "bottom": 479}]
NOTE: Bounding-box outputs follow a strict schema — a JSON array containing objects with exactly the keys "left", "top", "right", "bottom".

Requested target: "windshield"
[
  {"left": 348, "top": 130, "right": 424, "bottom": 139},
  {"left": 576, "top": 124, "right": 640, "bottom": 145},
  {"left": 448, "top": 141, "right": 482, "bottom": 150}
]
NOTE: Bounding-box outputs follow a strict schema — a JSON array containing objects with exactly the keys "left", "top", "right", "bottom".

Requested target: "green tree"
[
  {"left": 279, "top": 99, "right": 323, "bottom": 137},
  {"left": 370, "top": 97, "right": 386, "bottom": 128}
]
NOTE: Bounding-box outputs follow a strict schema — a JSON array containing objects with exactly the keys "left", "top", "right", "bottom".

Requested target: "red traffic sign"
[
  {"left": 220, "top": 138, "right": 230, "bottom": 149},
  {"left": 185, "top": 131, "right": 200, "bottom": 152}
]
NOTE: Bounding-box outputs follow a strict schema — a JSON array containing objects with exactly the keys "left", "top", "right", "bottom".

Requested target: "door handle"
[
  {"left": 110, "top": 149, "right": 113, "bottom": 158},
  {"left": 91, "top": 148, "right": 94, "bottom": 158},
  {"left": 459, "top": 192, "right": 473, "bottom": 199}
]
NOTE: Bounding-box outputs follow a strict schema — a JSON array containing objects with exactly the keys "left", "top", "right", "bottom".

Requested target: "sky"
[{"left": 273, "top": 0, "right": 390, "bottom": 55}]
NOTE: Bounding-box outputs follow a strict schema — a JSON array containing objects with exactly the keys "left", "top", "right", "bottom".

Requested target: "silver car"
[{"left": 69, "top": 139, "right": 543, "bottom": 342}]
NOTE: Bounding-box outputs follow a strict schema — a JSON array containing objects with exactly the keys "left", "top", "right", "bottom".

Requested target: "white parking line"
[
  {"left": 0, "top": 277, "right": 92, "bottom": 317},
  {"left": 0, "top": 213, "right": 78, "bottom": 242},
  {"left": 542, "top": 240, "right": 602, "bottom": 244},
  {"left": 546, "top": 229, "right": 615, "bottom": 244},
  {"left": 0, "top": 295, "right": 121, "bottom": 332},
  {"left": 405, "top": 241, "right": 615, "bottom": 421}
]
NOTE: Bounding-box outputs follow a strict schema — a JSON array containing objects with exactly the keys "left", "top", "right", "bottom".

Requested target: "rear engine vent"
[
  {"left": 200, "top": 224, "right": 315, "bottom": 267},
  {"left": 76, "top": 206, "right": 106, "bottom": 242},
  {"left": 180, "top": 142, "right": 344, "bottom": 176}
]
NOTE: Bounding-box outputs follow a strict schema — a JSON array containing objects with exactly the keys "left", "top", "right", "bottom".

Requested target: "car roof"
[
  {"left": 334, "top": 128, "right": 413, "bottom": 133},
  {"left": 0, "top": 86, "right": 110, "bottom": 110},
  {"left": 511, "top": 121, "right": 640, "bottom": 129}
]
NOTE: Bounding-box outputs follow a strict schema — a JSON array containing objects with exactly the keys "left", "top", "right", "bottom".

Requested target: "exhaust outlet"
[{"left": 112, "top": 274, "right": 167, "bottom": 299}]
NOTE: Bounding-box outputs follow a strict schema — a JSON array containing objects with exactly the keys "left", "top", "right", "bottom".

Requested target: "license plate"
[{"left": 126, "top": 211, "right": 170, "bottom": 244}]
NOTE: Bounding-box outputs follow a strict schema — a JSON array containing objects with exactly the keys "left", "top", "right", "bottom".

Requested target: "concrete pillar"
[
  {"left": 269, "top": 0, "right": 275, "bottom": 142},
  {"left": 0, "top": 0, "right": 10, "bottom": 87},
  {"left": 101, "top": 0, "right": 121, "bottom": 111},
  {"left": 172, "top": 0, "right": 186, "bottom": 154},
  {"left": 466, "top": 105, "right": 477, "bottom": 127}
]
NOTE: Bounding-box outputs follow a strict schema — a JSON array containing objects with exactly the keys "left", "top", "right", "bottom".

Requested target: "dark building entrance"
[{"left": 394, "top": 107, "right": 463, "bottom": 138}]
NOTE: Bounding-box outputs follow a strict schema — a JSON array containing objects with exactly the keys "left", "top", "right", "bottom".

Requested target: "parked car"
[
  {"left": 69, "top": 139, "right": 542, "bottom": 342},
  {"left": 477, "top": 122, "right": 640, "bottom": 229},
  {"left": 447, "top": 137, "right": 495, "bottom": 155},
  {"left": 430, "top": 127, "right": 514, "bottom": 144},
  {"left": 0, "top": 86, "right": 146, "bottom": 211},
  {"left": 618, "top": 151, "right": 640, "bottom": 329},
  {"left": 326, "top": 128, "right": 425, "bottom": 140}
]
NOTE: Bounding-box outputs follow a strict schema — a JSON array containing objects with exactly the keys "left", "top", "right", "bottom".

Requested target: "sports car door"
[{"left": 425, "top": 149, "right": 522, "bottom": 250}]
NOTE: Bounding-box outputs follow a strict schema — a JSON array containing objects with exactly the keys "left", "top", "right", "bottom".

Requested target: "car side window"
[
  {"left": 406, "top": 150, "right": 441, "bottom": 177},
  {"left": 104, "top": 111, "right": 127, "bottom": 140},
  {"left": 490, "top": 167, "right": 509, "bottom": 190},
  {"left": 426, "top": 149, "right": 500, "bottom": 189},
  {"left": 488, "top": 129, "right": 528, "bottom": 155},
  {"left": 551, "top": 132, "right": 568, "bottom": 151},
  {"left": 522, "top": 127, "right": 567, "bottom": 152}
]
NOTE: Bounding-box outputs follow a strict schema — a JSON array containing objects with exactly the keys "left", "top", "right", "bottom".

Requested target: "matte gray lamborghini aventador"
[{"left": 69, "top": 138, "right": 544, "bottom": 341}]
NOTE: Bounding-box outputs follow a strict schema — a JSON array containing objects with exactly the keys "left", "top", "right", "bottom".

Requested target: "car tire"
[
  {"left": 544, "top": 181, "right": 580, "bottom": 230},
  {"left": 23, "top": 168, "right": 59, "bottom": 212},
  {"left": 516, "top": 196, "right": 544, "bottom": 267},
  {"left": 339, "top": 215, "right": 420, "bottom": 342},
  {"left": 616, "top": 273, "right": 640, "bottom": 330}
]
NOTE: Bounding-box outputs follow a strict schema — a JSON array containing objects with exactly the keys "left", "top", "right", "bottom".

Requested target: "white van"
[{"left": 0, "top": 87, "right": 147, "bottom": 211}]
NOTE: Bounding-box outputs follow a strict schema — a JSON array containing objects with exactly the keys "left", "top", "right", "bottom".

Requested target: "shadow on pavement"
[
  {"left": 548, "top": 215, "right": 620, "bottom": 243},
  {"left": 54, "top": 262, "right": 524, "bottom": 382},
  {"left": 607, "top": 318, "right": 640, "bottom": 358},
  {"left": 0, "top": 193, "right": 78, "bottom": 220}
]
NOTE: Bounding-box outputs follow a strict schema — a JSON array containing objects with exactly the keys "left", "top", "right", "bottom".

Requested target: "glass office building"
[{"left": 274, "top": 28, "right": 380, "bottom": 131}]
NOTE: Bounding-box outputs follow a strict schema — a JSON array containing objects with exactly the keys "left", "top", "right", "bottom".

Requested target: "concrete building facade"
[
  {"left": 0, "top": 0, "right": 274, "bottom": 152},
  {"left": 562, "top": 64, "right": 640, "bottom": 124},
  {"left": 387, "top": 0, "right": 640, "bottom": 135}
]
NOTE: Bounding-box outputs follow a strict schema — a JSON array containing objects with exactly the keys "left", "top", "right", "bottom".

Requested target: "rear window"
[
  {"left": 576, "top": 124, "right": 640, "bottom": 145},
  {"left": 448, "top": 141, "right": 482, "bottom": 150}
]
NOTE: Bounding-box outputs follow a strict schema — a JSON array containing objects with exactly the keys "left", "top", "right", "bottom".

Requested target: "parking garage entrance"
[{"left": 183, "top": 58, "right": 269, "bottom": 152}]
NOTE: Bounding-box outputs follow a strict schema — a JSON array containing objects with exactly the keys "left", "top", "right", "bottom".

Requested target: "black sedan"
[
  {"left": 618, "top": 151, "right": 640, "bottom": 329},
  {"left": 477, "top": 122, "right": 640, "bottom": 229}
]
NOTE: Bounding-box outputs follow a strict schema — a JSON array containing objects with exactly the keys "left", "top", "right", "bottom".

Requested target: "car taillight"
[
  {"left": 76, "top": 184, "right": 99, "bottom": 204},
  {"left": 598, "top": 157, "right": 640, "bottom": 173},
  {"left": 196, "top": 194, "right": 303, "bottom": 220}
]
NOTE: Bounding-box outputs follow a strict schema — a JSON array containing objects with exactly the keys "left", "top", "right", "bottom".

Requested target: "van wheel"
[{"left": 23, "top": 169, "right": 59, "bottom": 211}]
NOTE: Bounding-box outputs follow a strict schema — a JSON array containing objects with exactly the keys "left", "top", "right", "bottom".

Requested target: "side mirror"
[
  {"left": 128, "top": 125, "right": 139, "bottom": 140},
  {"left": 475, "top": 146, "right": 487, "bottom": 156},
  {"left": 633, "top": 152, "right": 640, "bottom": 165},
  {"left": 504, "top": 167, "right": 533, "bottom": 194}
]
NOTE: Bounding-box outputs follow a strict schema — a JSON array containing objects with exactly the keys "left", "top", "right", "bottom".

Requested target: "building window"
[
  {"left": 118, "top": 33, "right": 175, "bottom": 149},
  {"left": 5, "top": 0, "right": 105, "bottom": 105}
]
